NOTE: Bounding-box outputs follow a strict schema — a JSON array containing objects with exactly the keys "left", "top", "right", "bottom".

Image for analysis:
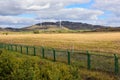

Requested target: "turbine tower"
[
  {"left": 59, "top": 19, "right": 62, "bottom": 29},
  {"left": 40, "top": 19, "right": 42, "bottom": 27}
]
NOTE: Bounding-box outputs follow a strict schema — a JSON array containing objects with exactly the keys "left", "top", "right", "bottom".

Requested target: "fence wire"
[{"left": 0, "top": 43, "right": 119, "bottom": 76}]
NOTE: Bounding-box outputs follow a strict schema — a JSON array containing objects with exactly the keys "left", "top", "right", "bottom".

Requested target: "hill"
[
  {"left": 0, "top": 27, "right": 20, "bottom": 31},
  {"left": 22, "top": 21, "right": 105, "bottom": 31},
  {"left": 1, "top": 21, "right": 120, "bottom": 32},
  {"left": 93, "top": 27, "right": 120, "bottom": 32}
]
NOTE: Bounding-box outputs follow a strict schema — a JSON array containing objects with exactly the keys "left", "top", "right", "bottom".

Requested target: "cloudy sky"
[{"left": 0, "top": 0, "right": 120, "bottom": 28}]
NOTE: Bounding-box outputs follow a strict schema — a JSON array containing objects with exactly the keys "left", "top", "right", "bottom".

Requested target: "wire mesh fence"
[
  {"left": 71, "top": 51, "right": 87, "bottom": 68},
  {"left": 91, "top": 54, "right": 114, "bottom": 73},
  {"left": 0, "top": 43, "right": 119, "bottom": 75}
]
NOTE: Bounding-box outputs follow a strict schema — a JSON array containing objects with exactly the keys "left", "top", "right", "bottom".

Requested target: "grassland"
[
  {"left": 0, "top": 32, "right": 120, "bottom": 79},
  {"left": 0, "top": 49, "right": 118, "bottom": 80},
  {"left": 0, "top": 32, "right": 120, "bottom": 54}
]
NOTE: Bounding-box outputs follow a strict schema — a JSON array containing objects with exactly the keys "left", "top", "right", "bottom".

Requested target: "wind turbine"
[
  {"left": 40, "top": 19, "right": 42, "bottom": 27},
  {"left": 59, "top": 19, "right": 62, "bottom": 29}
]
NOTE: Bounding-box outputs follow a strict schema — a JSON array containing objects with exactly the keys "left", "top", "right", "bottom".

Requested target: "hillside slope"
[
  {"left": 22, "top": 21, "right": 105, "bottom": 31},
  {"left": 1, "top": 21, "right": 120, "bottom": 32}
]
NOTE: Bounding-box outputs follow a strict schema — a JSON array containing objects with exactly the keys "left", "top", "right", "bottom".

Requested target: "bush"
[
  {"left": 0, "top": 50, "right": 80, "bottom": 80},
  {"left": 33, "top": 30, "right": 39, "bottom": 34},
  {"left": 2, "top": 32, "right": 8, "bottom": 35},
  {"left": 0, "top": 50, "right": 117, "bottom": 80}
]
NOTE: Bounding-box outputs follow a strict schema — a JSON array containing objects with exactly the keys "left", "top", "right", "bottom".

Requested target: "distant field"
[{"left": 0, "top": 32, "right": 120, "bottom": 54}]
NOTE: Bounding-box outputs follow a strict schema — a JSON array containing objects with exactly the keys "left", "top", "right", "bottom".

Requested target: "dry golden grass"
[{"left": 0, "top": 32, "right": 120, "bottom": 54}]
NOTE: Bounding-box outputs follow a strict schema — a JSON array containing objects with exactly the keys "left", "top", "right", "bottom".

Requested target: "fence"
[{"left": 0, "top": 43, "right": 119, "bottom": 75}]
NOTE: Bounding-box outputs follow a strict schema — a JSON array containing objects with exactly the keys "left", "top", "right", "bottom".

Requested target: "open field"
[
  {"left": 0, "top": 32, "right": 120, "bottom": 78},
  {"left": 0, "top": 32, "right": 120, "bottom": 54}
]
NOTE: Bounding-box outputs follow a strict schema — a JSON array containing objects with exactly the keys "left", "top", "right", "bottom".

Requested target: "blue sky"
[
  {"left": 19, "top": 0, "right": 95, "bottom": 18},
  {"left": 65, "top": 0, "right": 94, "bottom": 9},
  {"left": 17, "top": 14, "right": 36, "bottom": 18},
  {"left": 0, "top": 0, "right": 119, "bottom": 28}
]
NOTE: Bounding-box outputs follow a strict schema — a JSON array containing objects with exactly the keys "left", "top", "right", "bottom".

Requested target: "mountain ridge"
[
  {"left": 1, "top": 21, "right": 120, "bottom": 32},
  {"left": 22, "top": 21, "right": 106, "bottom": 30}
]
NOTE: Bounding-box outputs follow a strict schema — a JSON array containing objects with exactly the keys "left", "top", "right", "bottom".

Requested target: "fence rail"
[{"left": 0, "top": 43, "right": 119, "bottom": 75}]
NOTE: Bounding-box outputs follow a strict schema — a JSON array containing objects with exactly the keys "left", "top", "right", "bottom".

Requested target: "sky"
[{"left": 0, "top": 0, "right": 120, "bottom": 28}]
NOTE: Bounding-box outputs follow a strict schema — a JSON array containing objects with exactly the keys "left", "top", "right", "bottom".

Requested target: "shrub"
[
  {"left": 0, "top": 50, "right": 117, "bottom": 80},
  {"left": 2, "top": 32, "right": 8, "bottom": 35},
  {"left": 33, "top": 30, "right": 39, "bottom": 34},
  {"left": 0, "top": 50, "right": 80, "bottom": 80}
]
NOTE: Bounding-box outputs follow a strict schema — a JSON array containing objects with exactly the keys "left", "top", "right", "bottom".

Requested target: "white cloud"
[
  {"left": 0, "top": 0, "right": 119, "bottom": 27},
  {"left": 36, "top": 8, "right": 103, "bottom": 21},
  {"left": 0, "top": 0, "right": 104, "bottom": 28},
  {"left": 93, "top": 0, "right": 120, "bottom": 11},
  {"left": 0, "top": 16, "right": 37, "bottom": 28},
  {"left": 0, "top": 0, "right": 90, "bottom": 15},
  {"left": 91, "top": 0, "right": 120, "bottom": 26},
  {"left": 26, "top": 3, "right": 50, "bottom": 10},
  {"left": 93, "top": 0, "right": 120, "bottom": 14}
]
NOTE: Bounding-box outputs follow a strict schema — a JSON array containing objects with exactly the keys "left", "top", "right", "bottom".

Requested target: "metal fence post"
[
  {"left": 1, "top": 43, "right": 2, "bottom": 48},
  {"left": 4, "top": 44, "right": 6, "bottom": 49},
  {"left": 9, "top": 44, "right": 11, "bottom": 50},
  {"left": 6, "top": 44, "right": 7, "bottom": 50},
  {"left": 3, "top": 44, "right": 6, "bottom": 49},
  {"left": 33, "top": 47, "right": 36, "bottom": 56},
  {"left": 9, "top": 44, "right": 10, "bottom": 50},
  {"left": 26, "top": 46, "right": 29, "bottom": 55},
  {"left": 87, "top": 51, "right": 91, "bottom": 70},
  {"left": 10, "top": 44, "right": 12, "bottom": 51},
  {"left": 8, "top": 44, "right": 10, "bottom": 50},
  {"left": 20, "top": 45, "right": 22, "bottom": 53},
  {"left": 1, "top": 43, "right": 3, "bottom": 49},
  {"left": 2, "top": 43, "right": 4, "bottom": 48},
  {"left": 0, "top": 43, "right": 2, "bottom": 48},
  {"left": 2, "top": 43, "right": 4, "bottom": 49},
  {"left": 1, "top": 43, "right": 3, "bottom": 48},
  {"left": 3, "top": 44, "right": 5, "bottom": 49},
  {"left": 53, "top": 49, "right": 56, "bottom": 62},
  {"left": 114, "top": 54, "right": 119, "bottom": 75},
  {"left": 12, "top": 45, "right": 14, "bottom": 51},
  {"left": 11, "top": 45, "right": 13, "bottom": 51},
  {"left": 67, "top": 51, "right": 71, "bottom": 65},
  {"left": 41, "top": 47, "right": 45, "bottom": 58},
  {"left": 15, "top": 45, "right": 17, "bottom": 51}
]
